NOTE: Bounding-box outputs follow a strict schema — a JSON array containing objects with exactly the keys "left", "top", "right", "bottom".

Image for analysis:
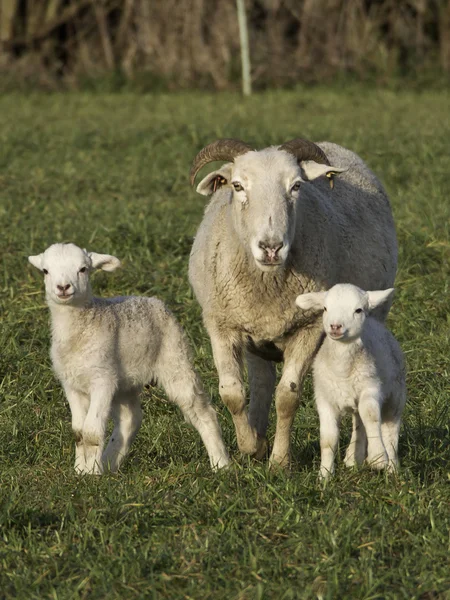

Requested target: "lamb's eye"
[
  {"left": 43, "top": 269, "right": 49, "bottom": 275},
  {"left": 323, "top": 307, "right": 327, "bottom": 312},
  {"left": 79, "top": 267, "right": 87, "bottom": 274},
  {"left": 232, "top": 182, "right": 244, "bottom": 192},
  {"left": 355, "top": 308, "right": 363, "bottom": 314},
  {"left": 291, "top": 181, "right": 301, "bottom": 193}
]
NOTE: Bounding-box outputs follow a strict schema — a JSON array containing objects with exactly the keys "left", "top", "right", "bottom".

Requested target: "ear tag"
[
  {"left": 213, "top": 176, "right": 226, "bottom": 193},
  {"left": 327, "top": 172, "right": 335, "bottom": 190}
]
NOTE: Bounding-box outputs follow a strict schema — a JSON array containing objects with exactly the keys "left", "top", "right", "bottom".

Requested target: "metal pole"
[{"left": 236, "top": 0, "right": 252, "bottom": 96}]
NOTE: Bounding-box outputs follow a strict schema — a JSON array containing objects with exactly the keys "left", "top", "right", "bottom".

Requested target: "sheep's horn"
[
  {"left": 190, "top": 139, "right": 253, "bottom": 187},
  {"left": 278, "top": 138, "right": 330, "bottom": 166}
]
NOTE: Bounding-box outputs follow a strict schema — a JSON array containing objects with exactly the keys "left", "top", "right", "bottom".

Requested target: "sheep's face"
[
  {"left": 295, "top": 284, "right": 395, "bottom": 342},
  {"left": 28, "top": 243, "right": 121, "bottom": 307},
  {"left": 197, "top": 148, "right": 344, "bottom": 273}
]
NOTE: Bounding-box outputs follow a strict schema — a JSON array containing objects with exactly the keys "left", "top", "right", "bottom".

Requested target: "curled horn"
[
  {"left": 190, "top": 139, "right": 253, "bottom": 187},
  {"left": 278, "top": 138, "right": 330, "bottom": 166}
]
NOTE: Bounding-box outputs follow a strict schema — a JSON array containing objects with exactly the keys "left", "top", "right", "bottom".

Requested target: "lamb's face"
[
  {"left": 29, "top": 243, "right": 92, "bottom": 306},
  {"left": 322, "top": 284, "right": 368, "bottom": 342},
  {"left": 29, "top": 244, "right": 122, "bottom": 307}
]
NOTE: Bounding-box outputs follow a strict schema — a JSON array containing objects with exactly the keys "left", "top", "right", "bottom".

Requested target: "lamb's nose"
[
  {"left": 57, "top": 284, "right": 71, "bottom": 292},
  {"left": 330, "top": 324, "right": 342, "bottom": 332}
]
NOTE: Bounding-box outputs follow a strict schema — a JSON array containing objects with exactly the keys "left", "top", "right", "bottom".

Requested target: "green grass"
[{"left": 0, "top": 86, "right": 449, "bottom": 599}]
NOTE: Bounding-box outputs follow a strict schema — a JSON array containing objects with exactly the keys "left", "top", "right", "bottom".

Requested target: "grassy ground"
[{"left": 0, "top": 86, "right": 449, "bottom": 599}]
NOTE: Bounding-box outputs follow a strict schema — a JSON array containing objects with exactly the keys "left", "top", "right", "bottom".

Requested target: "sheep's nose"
[
  {"left": 330, "top": 323, "right": 342, "bottom": 332},
  {"left": 57, "top": 284, "right": 71, "bottom": 292},
  {"left": 258, "top": 240, "right": 284, "bottom": 261}
]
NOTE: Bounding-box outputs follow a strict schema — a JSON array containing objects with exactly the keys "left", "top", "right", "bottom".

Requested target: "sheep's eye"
[
  {"left": 355, "top": 308, "right": 363, "bottom": 314},
  {"left": 43, "top": 269, "right": 49, "bottom": 275},
  {"left": 232, "top": 182, "right": 244, "bottom": 192},
  {"left": 323, "top": 307, "right": 327, "bottom": 312},
  {"left": 291, "top": 181, "right": 301, "bottom": 193},
  {"left": 79, "top": 267, "right": 87, "bottom": 274}
]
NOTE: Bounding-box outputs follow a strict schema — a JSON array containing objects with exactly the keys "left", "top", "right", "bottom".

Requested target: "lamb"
[
  {"left": 295, "top": 284, "right": 406, "bottom": 479},
  {"left": 28, "top": 243, "right": 230, "bottom": 474},
  {"left": 189, "top": 138, "right": 398, "bottom": 467}
]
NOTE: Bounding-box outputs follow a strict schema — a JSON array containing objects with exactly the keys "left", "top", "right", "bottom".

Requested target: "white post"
[{"left": 236, "top": 0, "right": 252, "bottom": 96}]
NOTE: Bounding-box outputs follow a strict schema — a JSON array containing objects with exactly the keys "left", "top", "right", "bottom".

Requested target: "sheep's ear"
[
  {"left": 301, "top": 162, "right": 347, "bottom": 188},
  {"left": 295, "top": 291, "right": 327, "bottom": 312},
  {"left": 89, "top": 252, "right": 121, "bottom": 272},
  {"left": 366, "top": 288, "right": 394, "bottom": 312},
  {"left": 28, "top": 253, "right": 44, "bottom": 271},
  {"left": 196, "top": 165, "right": 233, "bottom": 196}
]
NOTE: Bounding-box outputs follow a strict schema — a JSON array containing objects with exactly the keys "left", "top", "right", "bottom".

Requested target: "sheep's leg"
[
  {"left": 102, "top": 390, "right": 143, "bottom": 473},
  {"left": 270, "top": 324, "right": 323, "bottom": 468},
  {"left": 208, "top": 327, "right": 257, "bottom": 455},
  {"left": 157, "top": 366, "right": 230, "bottom": 470},
  {"left": 82, "top": 380, "right": 116, "bottom": 475},
  {"left": 247, "top": 352, "right": 276, "bottom": 460},
  {"left": 63, "top": 385, "right": 90, "bottom": 473},
  {"left": 344, "top": 413, "right": 367, "bottom": 468},
  {"left": 316, "top": 401, "right": 340, "bottom": 480},
  {"left": 358, "top": 390, "right": 389, "bottom": 470}
]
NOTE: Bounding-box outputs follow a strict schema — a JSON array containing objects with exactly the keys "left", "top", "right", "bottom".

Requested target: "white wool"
[
  {"left": 29, "top": 243, "right": 230, "bottom": 474},
  {"left": 296, "top": 283, "right": 406, "bottom": 479},
  {"left": 189, "top": 140, "right": 398, "bottom": 467}
]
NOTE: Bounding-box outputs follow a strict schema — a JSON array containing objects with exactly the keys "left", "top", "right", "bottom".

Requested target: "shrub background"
[{"left": 1, "top": 0, "right": 450, "bottom": 90}]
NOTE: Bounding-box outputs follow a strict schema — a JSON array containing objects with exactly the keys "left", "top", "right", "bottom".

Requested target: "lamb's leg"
[
  {"left": 358, "top": 390, "right": 389, "bottom": 470},
  {"left": 207, "top": 325, "right": 257, "bottom": 455},
  {"left": 344, "top": 413, "right": 367, "bottom": 468},
  {"left": 102, "top": 390, "right": 143, "bottom": 473},
  {"left": 82, "top": 380, "right": 116, "bottom": 475},
  {"left": 270, "top": 324, "right": 323, "bottom": 468},
  {"left": 316, "top": 401, "right": 340, "bottom": 480},
  {"left": 63, "top": 385, "right": 90, "bottom": 473},
  {"left": 247, "top": 352, "right": 276, "bottom": 460},
  {"left": 381, "top": 387, "right": 406, "bottom": 471},
  {"left": 158, "top": 365, "right": 230, "bottom": 470},
  {"left": 380, "top": 420, "right": 400, "bottom": 471}
]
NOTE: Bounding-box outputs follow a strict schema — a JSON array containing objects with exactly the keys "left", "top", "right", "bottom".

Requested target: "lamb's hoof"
[
  {"left": 253, "top": 436, "right": 269, "bottom": 461},
  {"left": 366, "top": 453, "right": 389, "bottom": 471}
]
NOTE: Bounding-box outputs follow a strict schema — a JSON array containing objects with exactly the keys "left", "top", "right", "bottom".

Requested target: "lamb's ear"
[
  {"left": 301, "top": 162, "right": 347, "bottom": 188},
  {"left": 196, "top": 164, "right": 233, "bottom": 196},
  {"left": 366, "top": 288, "right": 394, "bottom": 312},
  {"left": 88, "top": 252, "right": 121, "bottom": 272},
  {"left": 28, "top": 254, "right": 44, "bottom": 271},
  {"left": 295, "top": 291, "right": 327, "bottom": 312}
]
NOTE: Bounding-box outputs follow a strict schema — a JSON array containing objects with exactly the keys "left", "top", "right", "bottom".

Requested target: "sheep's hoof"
[
  {"left": 268, "top": 453, "right": 290, "bottom": 471},
  {"left": 253, "top": 436, "right": 269, "bottom": 461}
]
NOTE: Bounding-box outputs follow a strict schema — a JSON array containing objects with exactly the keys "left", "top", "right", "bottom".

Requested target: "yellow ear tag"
[{"left": 326, "top": 172, "right": 335, "bottom": 190}]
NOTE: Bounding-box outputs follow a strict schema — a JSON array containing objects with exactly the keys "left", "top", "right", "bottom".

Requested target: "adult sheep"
[{"left": 189, "top": 138, "right": 397, "bottom": 467}]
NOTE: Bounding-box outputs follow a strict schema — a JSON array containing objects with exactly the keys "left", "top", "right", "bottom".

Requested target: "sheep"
[
  {"left": 295, "top": 284, "right": 406, "bottom": 479},
  {"left": 188, "top": 138, "right": 398, "bottom": 467},
  {"left": 28, "top": 243, "right": 230, "bottom": 474}
]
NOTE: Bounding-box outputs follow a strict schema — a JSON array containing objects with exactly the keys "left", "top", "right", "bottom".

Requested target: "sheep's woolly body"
[{"left": 189, "top": 141, "right": 398, "bottom": 465}]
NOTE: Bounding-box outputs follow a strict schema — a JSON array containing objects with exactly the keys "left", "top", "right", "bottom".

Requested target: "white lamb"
[
  {"left": 28, "top": 243, "right": 230, "bottom": 474},
  {"left": 295, "top": 284, "right": 406, "bottom": 479}
]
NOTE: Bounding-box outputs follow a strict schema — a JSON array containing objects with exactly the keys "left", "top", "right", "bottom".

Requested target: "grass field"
[{"left": 0, "top": 86, "right": 449, "bottom": 599}]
